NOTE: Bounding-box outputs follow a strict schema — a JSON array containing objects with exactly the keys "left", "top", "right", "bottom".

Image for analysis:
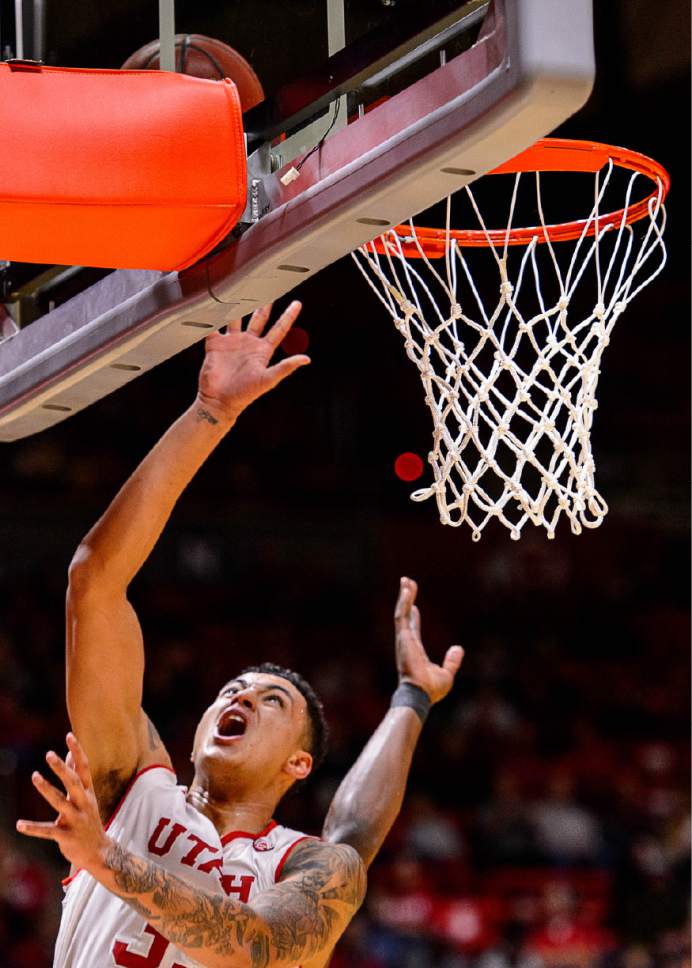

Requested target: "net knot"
[
  {"left": 591, "top": 320, "right": 609, "bottom": 346},
  {"left": 594, "top": 302, "right": 606, "bottom": 320},
  {"left": 500, "top": 281, "right": 514, "bottom": 299},
  {"left": 557, "top": 295, "right": 569, "bottom": 312},
  {"left": 450, "top": 303, "right": 462, "bottom": 320},
  {"left": 401, "top": 299, "right": 417, "bottom": 317}
]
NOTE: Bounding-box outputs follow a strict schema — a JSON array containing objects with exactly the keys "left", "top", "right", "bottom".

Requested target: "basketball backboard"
[{"left": 0, "top": 0, "right": 595, "bottom": 441}]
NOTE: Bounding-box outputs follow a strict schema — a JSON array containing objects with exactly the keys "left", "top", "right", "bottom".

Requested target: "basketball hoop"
[{"left": 353, "top": 138, "right": 669, "bottom": 540}]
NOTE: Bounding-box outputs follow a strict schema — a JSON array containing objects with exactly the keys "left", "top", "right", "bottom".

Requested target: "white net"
[{"left": 353, "top": 160, "right": 667, "bottom": 540}]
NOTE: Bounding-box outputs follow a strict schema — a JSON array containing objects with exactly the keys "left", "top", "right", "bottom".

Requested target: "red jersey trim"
[
  {"left": 220, "top": 818, "right": 277, "bottom": 846},
  {"left": 274, "top": 835, "right": 317, "bottom": 883},
  {"left": 61, "top": 763, "right": 176, "bottom": 888}
]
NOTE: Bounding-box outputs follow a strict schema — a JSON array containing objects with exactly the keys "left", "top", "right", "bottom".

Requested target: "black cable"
[{"left": 294, "top": 96, "right": 342, "bottom": 172}]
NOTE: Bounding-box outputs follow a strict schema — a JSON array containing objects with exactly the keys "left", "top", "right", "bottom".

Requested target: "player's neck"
[{"left": 186, "top": 779, "right": 278, "bottom": 837}]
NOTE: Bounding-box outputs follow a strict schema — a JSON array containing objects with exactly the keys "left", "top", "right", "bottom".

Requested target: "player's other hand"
[
  {"left": 197, "top": 301, "right": 310, "bottom": 423},
  {"left": 394, "top": 576, "right": 464, "bottom": 704},
  {"left": 16, "top": 733, "right": 111, "bottom": 874}
]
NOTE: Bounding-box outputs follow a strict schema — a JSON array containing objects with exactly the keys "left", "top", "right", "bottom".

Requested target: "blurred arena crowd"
[{"left": 0, "top": 398, "right": 688, "bottom": 966}]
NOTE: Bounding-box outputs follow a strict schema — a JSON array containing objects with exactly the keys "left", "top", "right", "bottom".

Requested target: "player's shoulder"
[
  {"left": 279, "top": 836, "right": 367, "bottom": 903},
  {"left": 280, "top": 836, "right": 364, "bottom": 872}
]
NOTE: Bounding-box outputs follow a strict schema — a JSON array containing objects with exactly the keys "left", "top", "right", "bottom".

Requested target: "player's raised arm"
[
  {"left": 321, "top": 577, "right": 464, "bottom": 867},
  {"left": 18, "top": 733, "right": 365, "bottom": 968},
  {"left": 65, "top": 303, "right": 309, "bottom": 816}
]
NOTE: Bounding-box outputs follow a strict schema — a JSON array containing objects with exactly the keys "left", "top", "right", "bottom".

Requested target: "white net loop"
[{"left": 353, "top": 163, "right": 667, "bottom": 539}]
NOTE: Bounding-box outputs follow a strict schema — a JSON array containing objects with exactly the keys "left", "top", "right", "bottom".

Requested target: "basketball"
[{"left": 121, "top": 33, "right": 265, "bottom": 112}]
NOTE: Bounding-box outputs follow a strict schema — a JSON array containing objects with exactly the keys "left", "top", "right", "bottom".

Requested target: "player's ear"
[{"left": 284, "top": 749, "right": 312, "bottom": 782}]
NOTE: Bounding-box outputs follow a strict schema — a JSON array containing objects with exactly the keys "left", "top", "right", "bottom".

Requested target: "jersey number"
[{"left": 112, "top": 924, "right": 186, "bottom": 967}]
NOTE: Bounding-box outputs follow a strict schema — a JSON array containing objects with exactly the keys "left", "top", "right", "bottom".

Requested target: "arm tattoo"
[
  {"left": 195, "top": 406, "right": 220, "bottom": 426},
  {"left": 105, "top": 842, "right": 251, "bottom": 956},
  {"left": 102, "top": 838, "right": 366, "bottom": 968},
  {"left": 253, "top": 839, "right": 366, "bottom": 964}
]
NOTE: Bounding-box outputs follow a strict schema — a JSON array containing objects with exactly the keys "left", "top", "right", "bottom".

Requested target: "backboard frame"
[{"left": 0, "top": 0, "right": 595, "bottom": 441}]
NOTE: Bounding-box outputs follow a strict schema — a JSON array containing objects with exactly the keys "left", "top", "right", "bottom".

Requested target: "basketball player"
[{"left": 17, "top": 302, "right": 464, "bottom": 968}]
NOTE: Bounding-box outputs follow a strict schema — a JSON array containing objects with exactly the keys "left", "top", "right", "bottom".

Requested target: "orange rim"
[{"left": 372, "top": 138, "right": 670, "bottom": 257}]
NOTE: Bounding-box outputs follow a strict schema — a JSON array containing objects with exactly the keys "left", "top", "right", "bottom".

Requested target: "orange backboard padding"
[{"left": 0, "top": 63, "right": 247, "bottom": 271}]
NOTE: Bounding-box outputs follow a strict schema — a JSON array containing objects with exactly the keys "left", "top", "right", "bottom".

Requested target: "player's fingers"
[
  {"left": 204, "top": 331, "right": 227, "bottom": 354},
  {"left": 264, "top": 301, "right": 302, "bottom": 347},
  {"left": 226, "top": 313, "right": 244, "bottom": 332},
  {"left": 410, "top": 604, "right": 422, "bottom": 638},
  {"left": 246, "top": 303, "right": 273, "bottom": 336},
  {"left": 264, "top": 354, "right": 310, "bottom": 390},
  {"left": 45, "top": 751, "right": 87, "bottom": 805},
  {"left": 66, "top": 733, "right": 94, "bottom": 792},
  {"left": 400, "top": 576, "right": 418, "bottom": 604},
  {"left": 394, "top": 595, "right": 410, "bottom": 623},
  {"left": 394, "top": 576, "right": 416, "bottom": 622},
  {"left": 442, "top": 645, "right": 464, "bottom": 678},
  {"left": 31, "top": 771, "right": 73, "bottom": 814},
  {"left": 16, "top": 819, "right": 60, "bottom": 840}
]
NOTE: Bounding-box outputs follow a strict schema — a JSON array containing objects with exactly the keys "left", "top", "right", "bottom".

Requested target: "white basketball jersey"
[{"left": 55, "top": 766, "right": 311, "bottom": 968}]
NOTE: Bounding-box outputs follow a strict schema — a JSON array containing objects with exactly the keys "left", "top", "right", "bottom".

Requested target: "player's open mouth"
[{"left": 214, "top": 708, "right": 249, "bottom": 744}]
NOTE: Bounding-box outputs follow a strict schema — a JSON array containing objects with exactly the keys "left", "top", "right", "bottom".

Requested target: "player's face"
[{"left": 192, "top": 672, "right": 313, "bottom": 793}]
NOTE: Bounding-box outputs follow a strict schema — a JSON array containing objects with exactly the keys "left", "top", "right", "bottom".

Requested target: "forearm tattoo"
[
  {"left": 195, "top": 406, "right": 220, "bottom": 426},
  {"left": 253, "top": 839, "right": 366, "bottom": 963},
  {"left": 104, "top": 837, "right": 365, "bottom": 968}
]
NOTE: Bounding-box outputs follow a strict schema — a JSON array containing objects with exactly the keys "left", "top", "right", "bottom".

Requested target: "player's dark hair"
[{"left": 240, "top": 662, "right": 329, "bottom": 791}]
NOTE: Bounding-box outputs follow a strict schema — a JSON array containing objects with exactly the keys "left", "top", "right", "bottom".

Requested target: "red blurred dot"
[
  {"left": 281, "top": 326, "right": 309, "bottom": 355},
  {"left": 394, "top": 452, "right": 424, "bottom": 482}
]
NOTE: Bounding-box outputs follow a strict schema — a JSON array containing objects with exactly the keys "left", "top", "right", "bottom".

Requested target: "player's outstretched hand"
[
  {"left": 16, "top": 733, "right": 110, "bottom": 873},
  {"left": 394, "top": 576, "right": 464, "bottom": 704},
  {"left": 197, "top": 301, "right": 310, "bottom": 423}
]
